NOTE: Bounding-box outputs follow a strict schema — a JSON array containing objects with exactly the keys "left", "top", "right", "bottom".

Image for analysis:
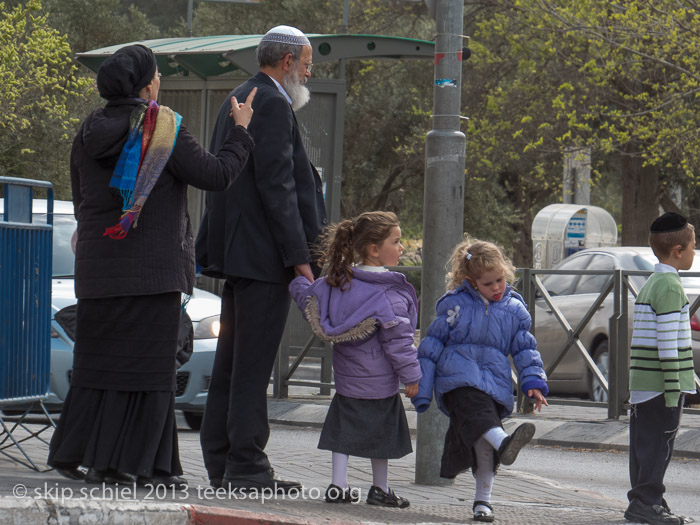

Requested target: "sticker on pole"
[{"left": 435, "top": 78, "right": 457, "bottom": 88}]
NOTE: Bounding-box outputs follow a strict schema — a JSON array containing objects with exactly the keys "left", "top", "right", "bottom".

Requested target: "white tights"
[
  {"left": 473, "top": 436, "right": 496, "bottom": 510},
  {"left": 331, "top": 453, "right": 389, "bottom": 492}
]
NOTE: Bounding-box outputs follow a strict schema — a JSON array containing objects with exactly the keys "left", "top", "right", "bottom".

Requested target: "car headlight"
[{"left": 194, "top": 315, "right": 220, "bottom": 339}]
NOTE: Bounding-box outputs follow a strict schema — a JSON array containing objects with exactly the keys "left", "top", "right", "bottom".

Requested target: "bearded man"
[{"left": 195, "top": 25, "right": 327, "bottom": 492}]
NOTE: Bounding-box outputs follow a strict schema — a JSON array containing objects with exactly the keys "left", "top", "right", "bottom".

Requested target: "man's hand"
[
  {"left": 229, "top": 87, "right": 257, "bottom": 129},
  {"left": 404, "top": 383, "right": 419, "bottom": 398},
  {"left": 294, "top": 263, "right": 314, "bottom": 283}
]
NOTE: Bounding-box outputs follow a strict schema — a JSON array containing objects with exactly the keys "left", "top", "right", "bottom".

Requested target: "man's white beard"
[{"left": 283, "top": 70, "right": 311, "bottom": 111}]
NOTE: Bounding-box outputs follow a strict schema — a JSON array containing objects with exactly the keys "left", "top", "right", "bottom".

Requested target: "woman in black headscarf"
[{"left": 48, "top": 44, "right": 256, "bottom": 488}]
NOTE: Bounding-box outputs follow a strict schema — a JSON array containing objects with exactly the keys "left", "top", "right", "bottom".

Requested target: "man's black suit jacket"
[{"left": 196, "top": 72, "right": 327, "bottom": 284}]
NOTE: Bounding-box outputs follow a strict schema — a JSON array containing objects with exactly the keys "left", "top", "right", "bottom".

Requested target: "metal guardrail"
[
  {"left": 274, "top": 265, "right": 700, "bottom": 419},
  {"left": 515, "top": 268, "right": 700, "bottom": 419}
]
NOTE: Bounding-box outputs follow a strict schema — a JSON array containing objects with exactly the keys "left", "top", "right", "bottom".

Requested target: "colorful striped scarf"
[{"left": 104, "top": 100, "right": 182, "bottom": 239}]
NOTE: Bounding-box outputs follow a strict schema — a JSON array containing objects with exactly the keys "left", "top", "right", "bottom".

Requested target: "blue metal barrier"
[{"left": 0, "top": 176, "right": 54, "bottom": 470}]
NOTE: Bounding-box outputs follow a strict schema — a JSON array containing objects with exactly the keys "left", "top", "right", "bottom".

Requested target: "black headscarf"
[{"left": 96, "top": 44, "right": 157, "bottom": 100}]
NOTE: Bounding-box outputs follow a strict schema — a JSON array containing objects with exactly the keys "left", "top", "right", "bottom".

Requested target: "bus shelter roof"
[{"left": 76, "top": 34, "right": 434, "bottom": 79}]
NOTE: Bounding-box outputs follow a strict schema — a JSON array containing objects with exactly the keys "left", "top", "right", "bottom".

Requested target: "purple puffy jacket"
[{"left": 289, "top": 268, "right": 421, "bottom": 399}]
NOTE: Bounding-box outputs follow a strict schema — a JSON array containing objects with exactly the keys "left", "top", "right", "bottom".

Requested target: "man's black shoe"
[
  {"left": 366, "top": 485, "right": 410, "bottom": 508},
  {"left": 222, "top": 468, "right": 302, "bottom": 494},
  {"left": 497, "top": 423, "right": 535, "bottom": 465},
  {"left": 624, "top": 498, "right": 683, "bottom": 524},
  {"left": 210, "top": 478, "right": 222, "bottom": 489},
  {"left": 54, "top": 467, "right": 86, "bottom": 480}
]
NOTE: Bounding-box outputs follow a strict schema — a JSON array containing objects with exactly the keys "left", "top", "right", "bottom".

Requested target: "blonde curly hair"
[{"left": 446, "top": 238, "right": 515, "bottom": 291}]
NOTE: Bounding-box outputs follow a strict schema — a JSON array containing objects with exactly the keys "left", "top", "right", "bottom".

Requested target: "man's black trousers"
[{"left": 200, "top": 276, "right": 291, "bottom": 480}]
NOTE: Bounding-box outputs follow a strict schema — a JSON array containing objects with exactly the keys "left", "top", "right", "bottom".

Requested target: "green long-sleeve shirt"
[{"left": 630, "top": 269, "right": 696, "bottom": 407}]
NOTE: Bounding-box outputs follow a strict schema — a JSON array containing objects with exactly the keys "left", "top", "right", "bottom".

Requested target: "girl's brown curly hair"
[{"left": 315, "top": 211, "right": 399, "bottom": 289}]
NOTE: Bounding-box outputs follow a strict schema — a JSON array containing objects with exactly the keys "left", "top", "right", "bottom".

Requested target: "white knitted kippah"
[{"left": 261, "top": 25, "right": 310, "bottom": 46}]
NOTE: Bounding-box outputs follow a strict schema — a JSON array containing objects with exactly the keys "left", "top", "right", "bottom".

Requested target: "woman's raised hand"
[{"left": 229, "top": 87, "right": 257, "bottom": 129}]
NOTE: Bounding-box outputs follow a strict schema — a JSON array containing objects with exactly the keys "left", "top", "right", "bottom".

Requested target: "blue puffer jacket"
[{"left": 412, "top": 280, "right": 548, "bottom": 418}]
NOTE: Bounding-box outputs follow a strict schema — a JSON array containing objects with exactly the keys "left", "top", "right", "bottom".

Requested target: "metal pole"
[
  {"left": 186, "top": 0, "right": 194, "bottom": 37},
  {"left": 415, "top": 0, "right": 466, "bottom": 486}
]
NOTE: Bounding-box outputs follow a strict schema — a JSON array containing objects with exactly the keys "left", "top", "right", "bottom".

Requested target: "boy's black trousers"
[{"left": 628, "top": 393, "right": 684, "bottom": 506}]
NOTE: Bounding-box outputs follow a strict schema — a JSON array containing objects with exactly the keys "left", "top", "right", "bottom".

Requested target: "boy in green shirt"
[{"left": 625, "top": 212, "right": 697, "bottom": 525}]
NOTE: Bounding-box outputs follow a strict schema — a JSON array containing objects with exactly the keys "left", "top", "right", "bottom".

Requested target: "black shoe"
[
  {"left": 85, "top": 468, "right": 136, "bottom": 485},
  {"left": 210, "top": 478, "right": 222, "bottom": 489},
  {"left": 137, "top": 475, "right": 187, "bottom": 490},
  {"left": 625, "top": 498, "right": 683, "bottom": 524},
  {"left": 473, "top": 500, "right": 495, "bottom": 522},
  {"left": 366, "top": 485, "right": 410, "bottom": 508},
  {"left": 662, "top": 498, "right": 690, "bottom": 524},
  {"left": 54, "top": 467, "right": 86, "bottom": 480},
  {"left": 222, "top": 468, "right": 301, "bottom": 494},
  {"left": 497, "top": 423, "right": 535, "bottom": 465},
  {"left": 325, "top": 484, "right": 361, "bottom": 504}
]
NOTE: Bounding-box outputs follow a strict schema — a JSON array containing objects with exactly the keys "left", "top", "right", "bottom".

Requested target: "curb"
[
  {"left": 0, "top": 498, "right": 189, "bottom": 525},
  {"left": 0, "top": 498, "right": 356, "bottom": 525},
  {"left": 185, "top": 504, "right": 357, "bottom": 524}
]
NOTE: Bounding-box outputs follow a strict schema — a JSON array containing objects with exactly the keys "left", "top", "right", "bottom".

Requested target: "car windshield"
[{"left": 32, "top": 213, "right": 76, "bottom": 278}]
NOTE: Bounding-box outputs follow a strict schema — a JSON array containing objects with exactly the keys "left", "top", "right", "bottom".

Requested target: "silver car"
[
  {"left": 533, "top": 246, "right": 700, "bottom": 402},
  {"left": 1, "top": 200, "right": 220, "bottom": 429}
]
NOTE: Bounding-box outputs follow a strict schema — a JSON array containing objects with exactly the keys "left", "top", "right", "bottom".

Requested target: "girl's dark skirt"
[
  {"left": 48, "top": 293, "right": 183, "bottom": 477},
  {"left": 318, "top": 392, "right": 412, "bottom": 459},
  {"left": 440, "top": 386, "right": 505, "bottom": 479}
]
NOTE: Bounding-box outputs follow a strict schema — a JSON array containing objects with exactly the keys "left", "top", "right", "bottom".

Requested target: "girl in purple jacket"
[{"left": 289, "top": 211, "right": 421, "bottom": 508}]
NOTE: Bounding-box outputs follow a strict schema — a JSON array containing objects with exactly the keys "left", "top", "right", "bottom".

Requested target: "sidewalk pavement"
[{"left": 1, "top": 397, "right": 699, "bottom": 524}]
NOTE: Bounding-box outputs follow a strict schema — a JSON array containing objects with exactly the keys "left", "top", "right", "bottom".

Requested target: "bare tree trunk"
[
  {"left": 499, "top": 169, "right": 533, "bottom": 267},
  {"left": 620, "top": 153, "right": 659, "bottom": 245},
  {"left": 370, "top": 165, "right": 403, "bottom": 210},
  {"left": 513, "top": 179, "right": 533, "bottom": 268}
]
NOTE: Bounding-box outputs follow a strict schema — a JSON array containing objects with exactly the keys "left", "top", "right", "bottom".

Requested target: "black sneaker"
[
  {"left": 662, "top": 498, "right": 691, "bottom": 524},
  {"left": 366, "top": 485, "right": 410, "bottom": 508},
  {"left": 624, "top": 498, "right": 683, "bottom": 524},
  {"left": 497, "top": 423, "right": 535, "bottom": 465},
  {"left": 324, "top": 484, "right": 361, "bottom": 504}
]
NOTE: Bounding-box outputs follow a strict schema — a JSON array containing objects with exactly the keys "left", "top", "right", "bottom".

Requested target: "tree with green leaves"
[
  {"left": 506, "top": 1, "right": 700, "bottom": 244},
  {"left": 41, "top": 0, "right": 160, "bottom": 53},
  {"left": 0, "top": 0, "right": 91, "bottom": 195}
]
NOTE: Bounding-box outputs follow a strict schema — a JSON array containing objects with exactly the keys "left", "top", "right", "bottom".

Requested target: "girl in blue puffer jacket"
[
  {"left": 289, "top": 211, "right": 421, "bottom": 509},
  {"left": 413, "top": 239, "right": 549, "bottom": 523}
]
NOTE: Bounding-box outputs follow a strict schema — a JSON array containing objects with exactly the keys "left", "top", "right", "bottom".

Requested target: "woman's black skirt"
[
  {"left": 70, "top": 293, "right": 181, "bottom": 391},
  {"left": 318, "top": 393, "right": 412, "bottom": 459},
  {"left": 48, "top": 293, "right": 182, "bottom": 476},
  {"left": 440, "top": 386, "right": 505, "bottom": 479}
]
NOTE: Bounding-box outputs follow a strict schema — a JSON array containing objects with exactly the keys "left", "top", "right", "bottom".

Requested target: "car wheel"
[
  {"left": 589, "top": 341, "right": 609, "bottom": 403},
  {"left": 183, "top": 411, "right": 203, "bottom": 431}
]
